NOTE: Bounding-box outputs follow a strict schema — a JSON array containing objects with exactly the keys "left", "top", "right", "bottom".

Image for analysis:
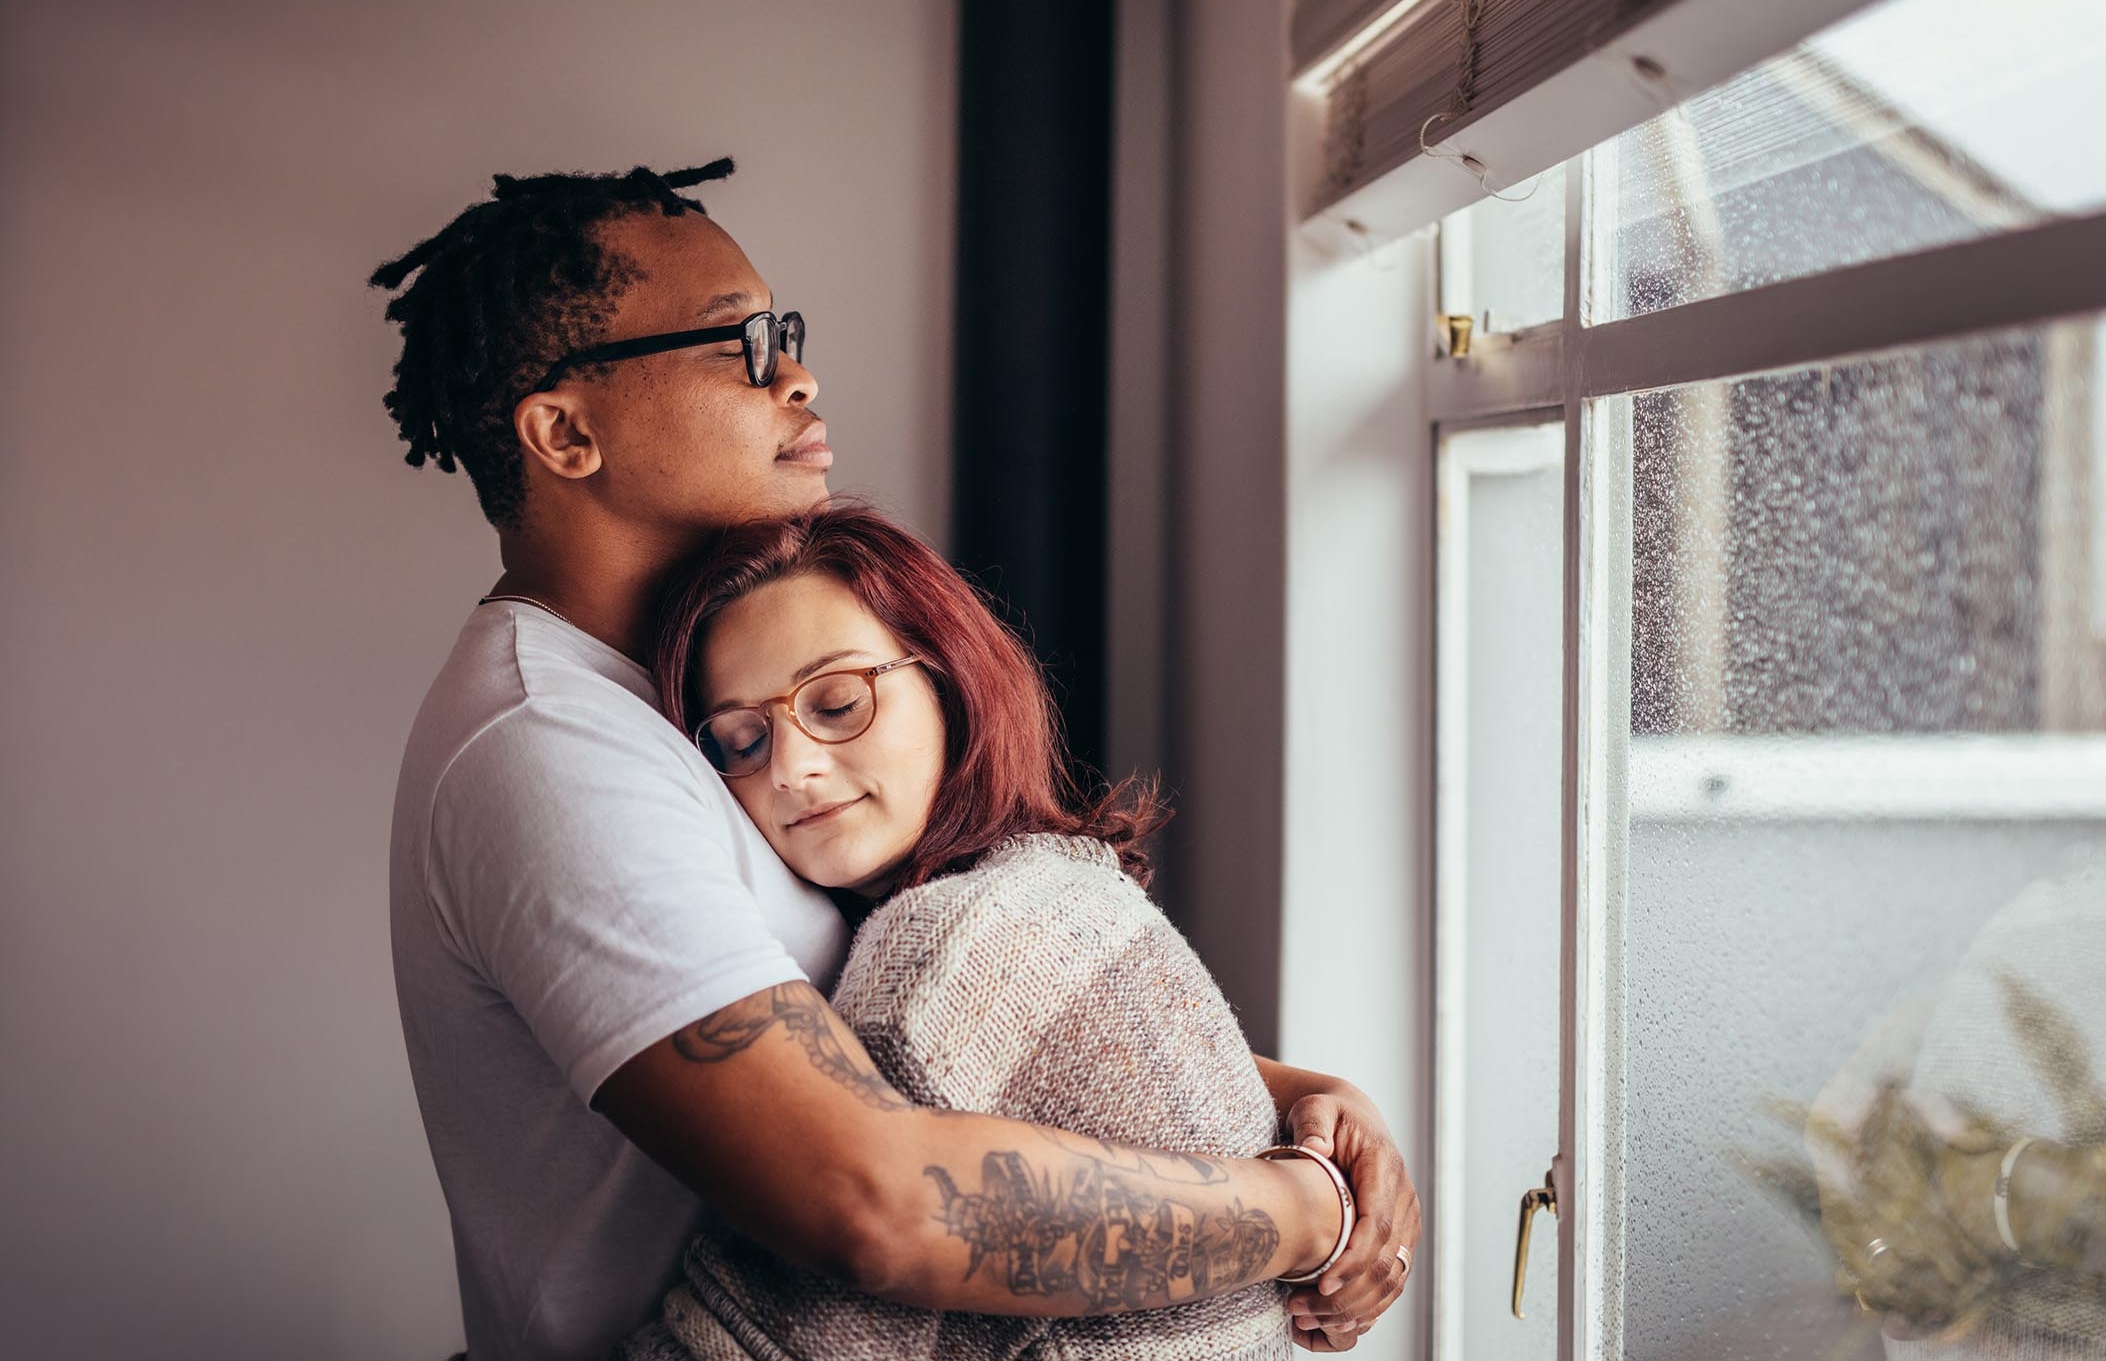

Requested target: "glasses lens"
[
  {"left": 745, "top": 312, "right": 778, "bottom": 387},
  {"left": 698, "top": 709, "right": 770, "bottom": 776},
  {"left": 794, "top": 672, "right": 874, "bottom": 742},
  {"left": 781, "top": 312, "right": 805, "bottom": 364}
]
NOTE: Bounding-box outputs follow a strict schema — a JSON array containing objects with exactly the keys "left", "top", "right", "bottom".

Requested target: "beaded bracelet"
[{"left": 1257, "top": 1143, "right": 1357, "bottom": 1284}]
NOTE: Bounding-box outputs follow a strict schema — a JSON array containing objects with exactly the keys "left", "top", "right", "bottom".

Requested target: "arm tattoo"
[
  {"left": 924, "top": 1145, "right": 1280, "bottom": 1313},
  {"left": 1034, "top": 1127, "right": 1230, "bottom": 1186},
  {"left": 671, "top": 984, "right": 909, "bottom": 1112}
]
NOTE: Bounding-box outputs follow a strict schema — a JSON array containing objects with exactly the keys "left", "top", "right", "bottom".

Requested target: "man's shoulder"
[
  {"left": 402, "top": 605, "right": 681, "bottom": 783},
  {"left": 389, "top": 605, "right": 732, "bottom": 902}
]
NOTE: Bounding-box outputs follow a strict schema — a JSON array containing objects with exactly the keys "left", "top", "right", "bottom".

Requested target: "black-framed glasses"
[
  {"left": 534, "top": 309, "right": 805, "bottom": 392},
  {"left": 694, "top": 656, "right": 924, "bottom": 778}
]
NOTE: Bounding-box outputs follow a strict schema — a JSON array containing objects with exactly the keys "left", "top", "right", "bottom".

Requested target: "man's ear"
[{"left": 515, "top": 389, "right": 604, "bottom": 481}]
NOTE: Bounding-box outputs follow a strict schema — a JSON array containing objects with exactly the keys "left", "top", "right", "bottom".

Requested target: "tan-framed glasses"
[{"left": 694, "top": 656, "right": 925, "bottom": 778}]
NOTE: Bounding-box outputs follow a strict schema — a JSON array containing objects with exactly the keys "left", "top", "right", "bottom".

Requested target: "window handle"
[
  {"left": 1441, "top": 312, "right": 1475, "bottom": 357},
  {"left": 1511, "top": 1166, "right": 1559, "bottom": 1319}
]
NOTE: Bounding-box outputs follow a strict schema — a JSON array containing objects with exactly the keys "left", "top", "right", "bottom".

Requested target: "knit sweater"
[{"left": 620, "top": 833, "right": 1294, "bottom": 1361}]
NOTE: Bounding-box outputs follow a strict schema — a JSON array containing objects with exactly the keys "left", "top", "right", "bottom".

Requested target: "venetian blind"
[{"left": 1298, "top": 0, "right": 1677, "bottom": 210}]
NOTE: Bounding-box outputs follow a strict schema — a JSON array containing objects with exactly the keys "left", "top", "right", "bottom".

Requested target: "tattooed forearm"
[
  {"left": 671, "top": 984, "right": 909, "bottom": 1112},
  {"left": 924, "top": 1146, "right": 1280, "bottom": 1313},
  {"left": 1033, "top": 1127, "right": 1230, "bottom": 1186}
]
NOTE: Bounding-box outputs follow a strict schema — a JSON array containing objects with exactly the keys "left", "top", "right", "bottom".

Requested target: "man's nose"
[{"left": 773, "top": 350, "right": 818, "bottom": 407}]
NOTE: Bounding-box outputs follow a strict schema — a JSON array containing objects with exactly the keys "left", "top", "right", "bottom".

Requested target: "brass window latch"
[
  {"left": 1512, "top": 1166, "right": 1559, "bottom": 1319},
  {"left": 1441, "top": 312, "right": 1475, "bottom": 357}
]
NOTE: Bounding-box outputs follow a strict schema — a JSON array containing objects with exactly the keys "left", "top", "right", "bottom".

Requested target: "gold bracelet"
[{"left": 1258, "top": 1144, "right": 1357, "bottom": 1284}]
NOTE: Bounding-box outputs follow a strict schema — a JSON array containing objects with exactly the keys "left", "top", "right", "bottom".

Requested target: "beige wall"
[{"left": 0, "top": 2, "right": 956, "bottom": 1355}]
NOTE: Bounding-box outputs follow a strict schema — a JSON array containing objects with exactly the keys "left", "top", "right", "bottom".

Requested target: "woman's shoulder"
[
  {"left": 969, "top": 831, "right": 1128, "bottom": 880},
  {"left": 902, "top": 833, "right": 1149, "bottom": 923},
  {"left": 832, "top": 834, "right": 1163, "bottom": 1018}
]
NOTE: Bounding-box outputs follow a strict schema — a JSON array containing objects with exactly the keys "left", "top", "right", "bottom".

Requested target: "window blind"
[{"left": 1298, "top": 0, "right": 1677, "bottom": 209}]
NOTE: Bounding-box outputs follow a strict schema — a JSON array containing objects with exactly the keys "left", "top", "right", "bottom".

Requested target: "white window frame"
[
  {"left": 1430, "top": 415, "right": 1566, "bottom": 1361},
  {"left": 1426, "top": 128, "right": 2106, "bottom": 1361}
]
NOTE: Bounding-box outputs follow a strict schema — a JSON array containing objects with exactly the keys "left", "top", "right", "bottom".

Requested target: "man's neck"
[{"left": 491, "top": 535, "right": 677, "bottom": 665}]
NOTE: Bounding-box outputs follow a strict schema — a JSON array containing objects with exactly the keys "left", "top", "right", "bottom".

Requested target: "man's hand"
[{"left": 1278, "top": 1082, "right": 1422, "bottom": 1348}]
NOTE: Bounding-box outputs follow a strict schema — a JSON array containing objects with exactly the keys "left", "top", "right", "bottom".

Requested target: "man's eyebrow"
[{"left": 696, "top": 290, "right": 773, "bottom": 323}]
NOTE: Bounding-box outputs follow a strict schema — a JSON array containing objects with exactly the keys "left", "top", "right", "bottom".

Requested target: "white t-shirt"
[{"left": 389, "top": 601, "right": 851, "bottom": 1361}]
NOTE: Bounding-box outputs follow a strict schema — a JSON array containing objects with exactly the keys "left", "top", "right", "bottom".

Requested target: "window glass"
[
  {"left": 1597, "top": 313, "right": 2106, "bottom": 1358},
  {"left": 1439, "top": 162, "right": 1566, "bottom": 339},
  {"left": 1599, "top": 0, "right": 2106, "bottom": 321}
]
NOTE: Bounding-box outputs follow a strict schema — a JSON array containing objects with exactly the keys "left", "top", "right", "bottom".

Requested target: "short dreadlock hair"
[{"left": 368, "top": 160, "right": 736, "bottom": 529}]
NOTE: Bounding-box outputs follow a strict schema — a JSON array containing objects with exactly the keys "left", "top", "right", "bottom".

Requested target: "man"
[{"left": 376, "top": 162, "right": 1418, "bottom": 1360}]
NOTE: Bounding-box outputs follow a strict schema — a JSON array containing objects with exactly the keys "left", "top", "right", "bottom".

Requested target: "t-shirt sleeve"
[{"left": 425, "top": 698, "right": 806, "bottom": 1105}]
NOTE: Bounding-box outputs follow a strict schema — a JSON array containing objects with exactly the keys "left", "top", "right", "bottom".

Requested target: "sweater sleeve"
[{"left": 835, "top": 836, "right": 1279, "bottom": 1154}]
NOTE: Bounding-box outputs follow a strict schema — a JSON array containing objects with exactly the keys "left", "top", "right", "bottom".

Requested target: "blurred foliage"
[{"left": 1735, "top": 975, "right": 2105, "bottom": 1353}]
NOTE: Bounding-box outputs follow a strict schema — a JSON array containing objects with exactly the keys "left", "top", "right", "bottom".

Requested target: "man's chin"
[{"left": 771, "top": 470, "right": 832, "bottom": 515}]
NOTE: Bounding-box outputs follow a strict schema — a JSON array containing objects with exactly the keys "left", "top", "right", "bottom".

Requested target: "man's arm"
[{"left": 597, "top": 983, "right": 1350, "bottom": 1317}]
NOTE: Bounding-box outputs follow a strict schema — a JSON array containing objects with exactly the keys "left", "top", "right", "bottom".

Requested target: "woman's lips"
[{"left": 787, "top": 795, "right": 862, "bottom": 829}]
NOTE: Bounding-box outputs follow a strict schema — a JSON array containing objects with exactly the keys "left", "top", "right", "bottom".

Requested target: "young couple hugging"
[{"left": 378, "top": 161, "right": 1421, "bottom": 1361}]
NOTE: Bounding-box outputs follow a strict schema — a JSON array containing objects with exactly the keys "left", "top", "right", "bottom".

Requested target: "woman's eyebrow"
[
  {"left": 790, "top": 649, "right": 872, "bottom": 684},
  {"left": 711, "top": 648, "right": 874, "bottom": 709}
]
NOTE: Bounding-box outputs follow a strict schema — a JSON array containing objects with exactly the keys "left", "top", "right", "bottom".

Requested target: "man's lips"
[
  {"left": 777, "top": 421, "right": 831, "bottom": 468},
  {"left": 786, "top": 794, "right": 862, "bottom": 828}
]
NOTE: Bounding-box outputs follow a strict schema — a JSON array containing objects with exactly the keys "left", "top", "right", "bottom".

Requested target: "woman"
[{"left": 623, "top": 504, "right": 1345, "bottom": 1360}]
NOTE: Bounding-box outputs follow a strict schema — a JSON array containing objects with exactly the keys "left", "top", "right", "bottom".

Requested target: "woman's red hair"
[{"left": 652, "top": 503, "right": 1169, "bottom": 891}]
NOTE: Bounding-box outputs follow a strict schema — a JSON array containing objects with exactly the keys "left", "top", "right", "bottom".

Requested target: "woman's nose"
[{"left": 768, "top": 712, "right": 831, "bottom": 788}]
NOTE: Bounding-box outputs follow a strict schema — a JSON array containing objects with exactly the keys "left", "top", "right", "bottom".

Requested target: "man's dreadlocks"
[{"left": 368, "top": 160, "right": 735, "bottom": 528}]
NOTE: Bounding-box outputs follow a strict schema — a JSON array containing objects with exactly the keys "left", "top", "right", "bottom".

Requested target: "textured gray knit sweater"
[{"left": 621, "top": 833, "right": 1294, "bottom": 1361}]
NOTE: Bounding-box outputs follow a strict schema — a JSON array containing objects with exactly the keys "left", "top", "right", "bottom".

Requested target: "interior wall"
[
  {"left": 1157, "top": 0, "right": 1296, "bottom": 1053},
  {"left": 1280, "top": 223, "right": 1436, "bottom": 1361},
  {"left": 0, "top": 3, "right": 955, "bottom": 1356},
  {"left": 1105, "top": 4, "right": 1439, "bottom": 1355}
]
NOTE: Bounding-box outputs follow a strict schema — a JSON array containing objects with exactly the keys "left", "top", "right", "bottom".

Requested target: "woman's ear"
[{"left": 514, "top": 388, "right": 604, "bottom": 481}]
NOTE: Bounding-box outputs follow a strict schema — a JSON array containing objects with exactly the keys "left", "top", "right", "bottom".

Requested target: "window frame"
[{"left": 1426, "top": 141, "right": 2106, "bottom": 1361}]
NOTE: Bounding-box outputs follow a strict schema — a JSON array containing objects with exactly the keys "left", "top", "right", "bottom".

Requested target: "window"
[
  {"left": 1427, "top": 0, "right": 2106, "bottom": 1357},
  {"left": 1603, "top": 0, "right": 2106, "bottom": 321}
]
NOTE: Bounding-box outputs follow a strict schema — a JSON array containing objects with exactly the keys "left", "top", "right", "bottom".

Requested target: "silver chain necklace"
[{"left": 478, "top": 592, "right": 577, "bottom": 629}]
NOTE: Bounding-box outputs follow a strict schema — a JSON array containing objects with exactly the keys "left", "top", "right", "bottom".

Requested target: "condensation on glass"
[
  {"left": 1600, "top": 0, "right": 2106, "bottom": 322},
  {"left": 1438, "top": 162, "right": 1567, "bottom": 338},
  {"left": 1599, "top": 313, "right": 2106, "bottom": 1360}
]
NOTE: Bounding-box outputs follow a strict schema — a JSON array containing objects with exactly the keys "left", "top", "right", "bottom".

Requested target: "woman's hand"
[{"left": 1278, "top": 1083, "right": 1422, "bottom": 1347}]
